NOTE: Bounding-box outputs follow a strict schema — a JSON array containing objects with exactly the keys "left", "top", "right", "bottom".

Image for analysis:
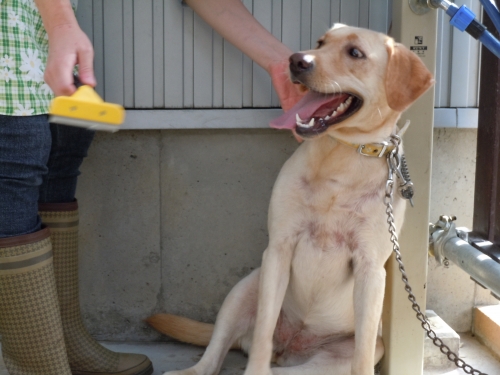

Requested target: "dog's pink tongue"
[{"left": 270, "top": 91, "right": 341, "bottom": 129}]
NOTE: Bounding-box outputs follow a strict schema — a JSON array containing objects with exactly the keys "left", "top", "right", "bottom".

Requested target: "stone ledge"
[{"left": 424, "top": 310, "right": 461, "bottom": 371}]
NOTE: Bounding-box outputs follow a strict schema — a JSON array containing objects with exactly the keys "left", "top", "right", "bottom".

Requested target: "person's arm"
[
  {"left": 185, "top": 0, "right": 304, "bottom": 111},
  {"left": 34, "top": 0, "right": 95, "bottom": 96}
]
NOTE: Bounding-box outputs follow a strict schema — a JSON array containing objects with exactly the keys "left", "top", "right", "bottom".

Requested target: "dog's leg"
[
  {"left": 162, "top": 270, "right": 260, "bottom": 375},
  {"left": 244, "top": 239, "right": 294, "bottom": 375},
  {"left": 351, "top": 259, "right": 386, "bottom": 375}
]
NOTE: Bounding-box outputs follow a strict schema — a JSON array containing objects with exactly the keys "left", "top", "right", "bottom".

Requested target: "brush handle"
[{"left": 73, "top": 74, "right": 83, "bottom": 88}]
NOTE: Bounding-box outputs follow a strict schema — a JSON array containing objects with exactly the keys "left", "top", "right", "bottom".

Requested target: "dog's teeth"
[
  {"left": 296, "top": 114, "right": 302, "bottom": 123},
  {"left": 298, "top": 118, "right": 315, "bottom": 128},
  {"left": 339, "top": 103, "right": 345, "bottom": 112},
  {"left": 325, "top": 115, "right": 330, "bottom": 120},
  {"left": 332, "top": 110, "right": 337, "bottom": 117}
]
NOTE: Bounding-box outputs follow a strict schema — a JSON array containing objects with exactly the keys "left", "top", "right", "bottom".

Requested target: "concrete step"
[
  {"left": 424, "top": 310, "right": 460, "bottom": 372},
  {"left": 1, "top": 331, "right": 499, "bottom": 374}
]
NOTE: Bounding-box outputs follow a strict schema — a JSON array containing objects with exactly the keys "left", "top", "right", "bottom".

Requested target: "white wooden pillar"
[{"left": 381, "top": 1, "right": 437, "bottom": 374}]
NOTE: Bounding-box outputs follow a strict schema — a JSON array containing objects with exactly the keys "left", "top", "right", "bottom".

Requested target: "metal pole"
[{"left": 442, "top": 237, "right": 500, "bottom": 297}]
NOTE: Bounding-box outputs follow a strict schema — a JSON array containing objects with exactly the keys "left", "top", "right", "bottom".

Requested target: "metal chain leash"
[{"left": 383, "top": 134, "right": 487, "bottom": 375}]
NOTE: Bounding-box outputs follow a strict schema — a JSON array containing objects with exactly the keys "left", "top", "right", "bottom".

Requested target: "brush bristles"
[{"left": 49, "top": 116, "right": 121, "bottom": 133}]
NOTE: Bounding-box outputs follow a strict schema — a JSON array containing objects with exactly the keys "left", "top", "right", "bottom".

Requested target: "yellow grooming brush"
[{"left": 49, "top": 75, "right": 125, "bottom": 132}]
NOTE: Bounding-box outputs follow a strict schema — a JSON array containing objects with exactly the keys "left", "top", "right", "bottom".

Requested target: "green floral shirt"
[
  {"left": 0, "top": 0, "right": 49, "bottom": 115},
  {"left": 0, "top": 0, "right": 78, "bottom": 116}
]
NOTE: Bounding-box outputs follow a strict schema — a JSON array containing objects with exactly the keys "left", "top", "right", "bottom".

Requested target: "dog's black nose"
[{"left": 289, "top": 53, "right": 314, "bottom": 76}]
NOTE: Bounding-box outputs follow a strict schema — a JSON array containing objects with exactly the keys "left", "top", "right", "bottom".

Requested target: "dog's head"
[{"left": 271, "top": 24, "right": 434, "bottom": 141}]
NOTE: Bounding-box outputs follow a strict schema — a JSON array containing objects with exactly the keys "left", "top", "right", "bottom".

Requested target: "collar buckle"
[{"left": 357, "top": 142, "right": 389, "bottom": 158}]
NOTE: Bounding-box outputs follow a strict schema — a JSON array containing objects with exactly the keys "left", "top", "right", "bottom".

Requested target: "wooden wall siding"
[
  {"left": 434, "top": 0, "right": 481, "bottom": 108},
  {"left": 77, "top": 0, "right": 486, "bottom": 110}
]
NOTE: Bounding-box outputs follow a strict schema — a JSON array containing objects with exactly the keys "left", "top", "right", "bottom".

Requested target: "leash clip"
[{"left": 386, "top": 135, "right": 415, "bottom": 207}]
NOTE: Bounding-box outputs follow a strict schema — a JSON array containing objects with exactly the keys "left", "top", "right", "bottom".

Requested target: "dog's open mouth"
[{"left": 270, "top": 91, "right": 363, "bottom": 137}]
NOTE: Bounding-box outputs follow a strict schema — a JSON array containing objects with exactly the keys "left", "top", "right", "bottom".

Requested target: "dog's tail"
[{"left": 146, "top": 314, "right": 241, "bottom": 350}]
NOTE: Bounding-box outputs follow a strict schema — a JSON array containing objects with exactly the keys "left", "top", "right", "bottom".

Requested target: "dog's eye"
[
  {"left": 349, "top": 48, "right": 364, "bottom": 59},
  {"left": 316, "top": 40, "right": 324, "bottom": 49}
]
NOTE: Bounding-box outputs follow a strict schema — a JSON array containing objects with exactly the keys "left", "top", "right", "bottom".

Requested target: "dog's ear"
[{"left": 384, "top": 40, "right": 434, "bottom": 112}]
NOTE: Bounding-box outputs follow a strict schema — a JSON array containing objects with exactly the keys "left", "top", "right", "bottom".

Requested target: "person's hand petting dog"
[
  {"left": 269, "top": 60, "right": 306, "bottom": 112},
  {"left": 185, "top": 0, "right": 306, "bottom": 116}
]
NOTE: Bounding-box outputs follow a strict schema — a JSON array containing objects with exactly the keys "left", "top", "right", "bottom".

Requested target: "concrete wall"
[
  {"left": 77, "top": 127, "right": 498, "bottom": 341},
  {"left": 77, "top": 129, "right": 298, "bottom": 341},
  {"left": 427, "top": 128, "right": 498, "bottom": 333}
]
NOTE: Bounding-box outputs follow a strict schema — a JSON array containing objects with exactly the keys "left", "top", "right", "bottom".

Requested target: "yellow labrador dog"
[{"left": 148, "top": 24, "right": 433, "bottom": 375}]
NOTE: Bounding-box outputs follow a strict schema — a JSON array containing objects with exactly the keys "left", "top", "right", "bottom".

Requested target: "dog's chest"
[
  {"left": 283, "top": 169, "right": 393, "bottom": 318},
  {"left": 294, "top": 172, "right": 386, "bottom": 253}
]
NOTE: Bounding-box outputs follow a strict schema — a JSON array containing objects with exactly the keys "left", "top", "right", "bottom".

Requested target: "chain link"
[{"left": 384, "top": 136, "right": 487, "bottom": 375}]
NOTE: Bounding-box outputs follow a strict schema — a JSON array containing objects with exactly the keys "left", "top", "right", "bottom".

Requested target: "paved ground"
[{"left": 0, "top": 332, "right": 499, "bottom": 375}]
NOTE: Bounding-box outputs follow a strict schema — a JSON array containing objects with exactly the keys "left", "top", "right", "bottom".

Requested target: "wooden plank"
[
  {"left": 78, "top": 0, "right": 473, "bottom": 115},
  {"left": 193, "top": 13, "right": 213, "bottom": 108},
  {"left": 340, "top": 0, "right": 359, "bottom": 27},
  {"left": 92, "top": 0, "right": 105, "bottom": 98},
  {"left": 103, "top": 0, "right": 124, "bottom": 105},
  {"left": 280, "top": 0, "right": 302, "bottom": 108},
  {"left": 330, "top": 0, "right": 341, "bottom": 26},
  {"left": 466, "top": 0, "right": 481, "bottom": 107},
  {"left": 252, "top": 0, "right": 273, "bottom": 107},
  {"left": 153, "top": 0, "right": 164, "bottom": 107},
  {"left": 271, "top": 0, "right": 282, "bottom": 107},
  {"left": 123, "top": 0, "right": 135, "bottom": 107},
  {"left": 75, "top": 1, "right": 93, "bottom": 41},
  {"left": 272, "top": 0, "right": 283, "bottom": 43},
  {"left": 243, "top": 55, "right": 253, "bottom": 107},
  {"left": 359, "top": 0, "right": 370, "bottom": 29},
  {"left": 282, "top": 0, "right": 302, "bottom": 52},
  {"left": 164, "top": 0, "right": 184, "bottom": 107},
  {"left": 242, "top": 0, "right": 253, "bottom": 107},
  {"left": 311, "top": 0, "right": 331, "bottom": 45},
  {"left": 120, "top": 108, "right": 467, "bottom": 129},
  {"left": 450, "top": 0, "right": 478, "bottom": 107},
  {"left": 300, "top": 0, "right": 312, "bottom": 50},
  {"left": 213, "top": 32, "right": 224, "bottom": 108},
  {"left": 183, "top": 6, "right": 194, "bottom": 107},
  {"left": 121, "top": 109, "right": 283, "bottom": 129},
  {"left": 434, "top": 10, "right": 452, "bottom": 107},
  {"left": 368, "top": 0, "right": 389, "bottom": 33},
  {"left": 133, "top": 0, "right": 154, "bottom": 108},
  {"left": 223, "top": 40, "right": 243, "bottom": 108}
]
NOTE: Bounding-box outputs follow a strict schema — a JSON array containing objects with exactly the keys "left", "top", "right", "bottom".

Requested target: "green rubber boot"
[
  {"left": 0, "top": 228, "right": 73, "bottom": 374},
  {"left": 39, "top": 201, "right": 153, "bottom": 375}
]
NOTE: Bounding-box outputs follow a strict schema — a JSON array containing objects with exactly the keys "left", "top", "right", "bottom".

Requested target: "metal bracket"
[
  {"left": 429, "top": 215, "right": 500, "bottom": 297},
  {"left": 409, "top": 0, "right": 432, "bottom": 15},
  {"left": 429, "top": 215, "right": 456, "bottom": 266},
  {"left": 409, "top": 0, "right": 451, "bottom": 15}
]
